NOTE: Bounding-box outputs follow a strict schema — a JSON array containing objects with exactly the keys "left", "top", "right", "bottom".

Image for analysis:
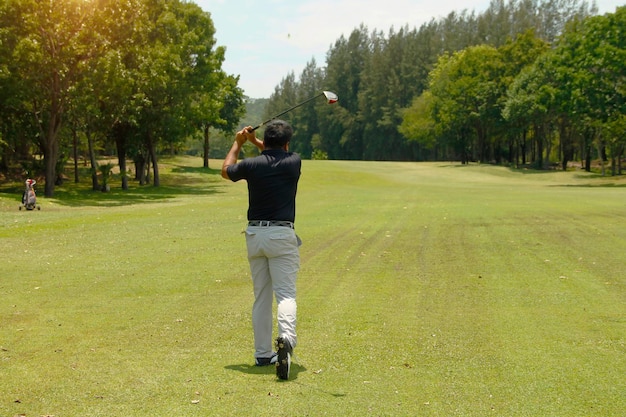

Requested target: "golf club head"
[{"left": 323, "top": 91, "right": 338, "bottom": 104}]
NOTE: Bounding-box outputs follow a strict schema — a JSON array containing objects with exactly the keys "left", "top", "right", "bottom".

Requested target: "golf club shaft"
[{"left": 251, "top": 92, "right": 325, "bottom": 131}]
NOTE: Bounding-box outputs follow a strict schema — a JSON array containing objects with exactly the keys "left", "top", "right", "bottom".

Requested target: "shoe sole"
[{"left": 276, "top": 339, "right": 291, "bottom": 380}]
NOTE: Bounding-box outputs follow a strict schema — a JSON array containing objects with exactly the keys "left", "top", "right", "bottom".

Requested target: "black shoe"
[
  {"left": 275, "top": 337, "right": 292, "bottom": 380},
  {"left": 255, "top": 354, "right": 278, "bottom": 366}
]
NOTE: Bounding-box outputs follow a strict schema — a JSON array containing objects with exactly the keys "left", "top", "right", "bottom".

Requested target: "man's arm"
[
  {"left": 221, "top": 127, "right": 262, "bottom": 179},
  {"left": 221, "top": 128, "right": 248, "bottom": 179}
]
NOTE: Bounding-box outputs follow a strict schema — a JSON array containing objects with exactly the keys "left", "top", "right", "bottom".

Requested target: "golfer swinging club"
[{"left": 221, "top": 119, "right": 301, "bottom": 380}]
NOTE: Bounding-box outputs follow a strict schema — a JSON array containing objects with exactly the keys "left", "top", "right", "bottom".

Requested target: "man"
[{"left": 221, "top": 120, "right": 301, "bottom": 380}]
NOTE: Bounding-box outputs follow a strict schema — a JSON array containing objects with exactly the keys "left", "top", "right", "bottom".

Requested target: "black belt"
[{"left": 248, "top": 220, "right": 294, "bottom": 229}]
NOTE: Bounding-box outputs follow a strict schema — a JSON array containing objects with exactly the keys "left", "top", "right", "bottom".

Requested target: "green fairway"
[{"left": 1, "top": 158, "right": 625, "bottom": 416}]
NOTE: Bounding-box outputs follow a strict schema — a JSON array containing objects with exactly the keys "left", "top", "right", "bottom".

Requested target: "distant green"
[{"left": 1, "top": 158, "right": 624, "bottom": 416}]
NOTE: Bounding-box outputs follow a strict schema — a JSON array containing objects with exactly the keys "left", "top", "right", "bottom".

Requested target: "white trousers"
[{"left": 245, "top": 226, "right": 300, "bottom": 358}]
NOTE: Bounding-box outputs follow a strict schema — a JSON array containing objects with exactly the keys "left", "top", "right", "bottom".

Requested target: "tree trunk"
[
  {"left": 40, "top": 109, "right": 63, "bottom": 197},
  {"left": 134, "top": 154, "right": 147, "bottom": 185},
  {"left": 119, "top": 156, "right": 128, "bottom": 190},
  {"left": 147, "top": 132, "right": 160, "bottom": 187},
  {"left": 203, "top": 124, "right": 210, "bottom": 168},
  {"left": 521, "top": 130, "right": 527, "bottom": 166},
  {"left": 611, "top": 157, "right": 616, "bottom": 176},
  {"left": 42, "top": 139, "right": 58, "bottom": 197},
  {"left": 145, "top": 156, "right": 151, "bottom": 185},
  {"left": 115, "top": 136, "right": 128, "bottom": 190},
  {"left": 560, "top": 121, "right": 573, "bottom": 172},
  {"left": 39, "top": 69, "right": 64, "bottom": 197},
  {"left": 531, "top": 125, "right": 537, "bottom": 165},
  {"left": 585, "top": 147, "right": 592, "bottom": 172},
  {"left": 86, "top": 130, "right": 99, "bottom": 191},
  {"left": 73, "top": 127, "right": 79, "bottom": 183},
  {"left": 536, "top": 136, "right": 543, "bottom": 169},
  {"left": 598, "top": 140, "right": 605, "bottom": 177}
]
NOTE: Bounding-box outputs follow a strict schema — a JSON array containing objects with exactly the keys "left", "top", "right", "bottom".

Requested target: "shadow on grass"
[
  {"left": 51, "top": 184, "right": 224, "bottom": 207},
  {"left": 440, "top": 163, "right": 557, "bottom": 174},
  {"left": 440, "top": 163, "right": 626, "bottom": 185},
  {"left": 170, "top": 165, "right": 221, "bottom": 175},
  {"left": 0, "top": 163, "right": 226, "bottom": 207},
  {"left": 509, "top": 167, "right": 564, "bottom": 175},
  {"left": 553, "top": 182, "right": 626, "bottom": 188},
  {"left": 224, "top": 363, "right": 346, "bottom": 396},
  {"left": 225, "top": 363, "right": 308, "bottom": 381}
]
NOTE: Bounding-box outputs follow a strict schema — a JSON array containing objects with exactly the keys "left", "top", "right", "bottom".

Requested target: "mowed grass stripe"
[{"left": 296, "top": 161, "right": 625, "bottom": 415}]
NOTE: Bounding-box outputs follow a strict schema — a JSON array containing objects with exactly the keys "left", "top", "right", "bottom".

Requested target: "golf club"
[{"left": 251, "top": 91, "right": 338, "bottom": 130}]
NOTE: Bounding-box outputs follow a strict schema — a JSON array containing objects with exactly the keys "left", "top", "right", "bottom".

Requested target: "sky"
[{"left": 194, "top": 0, "right": 624, "bottom": 98}]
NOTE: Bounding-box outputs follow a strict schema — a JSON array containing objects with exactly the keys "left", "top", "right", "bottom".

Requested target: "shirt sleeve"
[{"left": 226, "top": 161, "right": 248, "bottom": 182}]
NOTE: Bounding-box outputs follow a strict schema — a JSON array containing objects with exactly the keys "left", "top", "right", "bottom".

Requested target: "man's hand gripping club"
[{"left": 221, "top": 127, "right": 264, "bottom": 179}]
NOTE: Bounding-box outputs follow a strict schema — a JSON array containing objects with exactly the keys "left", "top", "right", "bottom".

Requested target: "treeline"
[
  {"left": 0, "top": 0, "right": 245, "bottom": 196},
  {"left": 266, "top": 0, "right": 625, "bottom": 174},
  {"left": 2, "top": 0, "right": 624, "bottom": 197}
]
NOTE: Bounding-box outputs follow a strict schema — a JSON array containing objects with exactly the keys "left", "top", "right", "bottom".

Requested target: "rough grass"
[{"left": 1, "top": 158, "right": 625, "bottom": 416}]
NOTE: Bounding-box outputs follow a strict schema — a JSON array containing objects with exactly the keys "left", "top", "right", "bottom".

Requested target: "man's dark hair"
[{"left": 263, "top": 119, "right": 293, "bottom": 149}]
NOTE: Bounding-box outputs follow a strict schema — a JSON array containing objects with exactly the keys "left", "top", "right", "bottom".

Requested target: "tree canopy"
[
  {"left": 0, "top": 0, "right": 243, "bottom": 195},
  {"left": 263, "top": 0, "right": 624, "bottom": 173},
  {"left": 2, "top": 0, "right": 624, "bottom": 192}
]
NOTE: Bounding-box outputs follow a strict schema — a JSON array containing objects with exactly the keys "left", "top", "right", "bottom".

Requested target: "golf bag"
[{"left": 19, "top": 179, "right": 41, "bottom": 210}]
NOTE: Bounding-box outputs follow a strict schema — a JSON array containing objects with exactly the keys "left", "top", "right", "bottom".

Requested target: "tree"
[
  {"left": 498, "top": 30, "right": 550, "bottom": 166},
  {"left": 87, "top": 0, "right": 232, "bottom": 185},
  {"left": 0, "top": 0, "right": 33, "bottom": 172},
  {"left": 398, "top": 91, "right": 437, "bottom": 152},
  {"left": 323, "top": 25, "right": 371, "bottom": 159},
  {"left": 199, "top": 73, "right": 245, "bottom": 168},
  {"left": 312, "top": 0, "right": 598, "bottom": 163},
  {"left": 289, "top": 58, "right": 324, "bottom": 158},
  {"left": 555, "top": 7, "right": 626, "bottom": 174},
  {"left": 84, "top": 0, "right": 145, "bottom": 190},
  {"left": 503, "top": 54, "right": 560, "bottom": 169},
  {"left": 9, "top": 0, "right": 95, "bottom": 196},
  {"left": 428, "top": 45, "right": 505, "bottom": 163}
]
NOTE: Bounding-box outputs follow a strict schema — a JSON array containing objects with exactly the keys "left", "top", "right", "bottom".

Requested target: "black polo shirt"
[{"left": 226, "top": 149, "right": 301, "bottom": 222}]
